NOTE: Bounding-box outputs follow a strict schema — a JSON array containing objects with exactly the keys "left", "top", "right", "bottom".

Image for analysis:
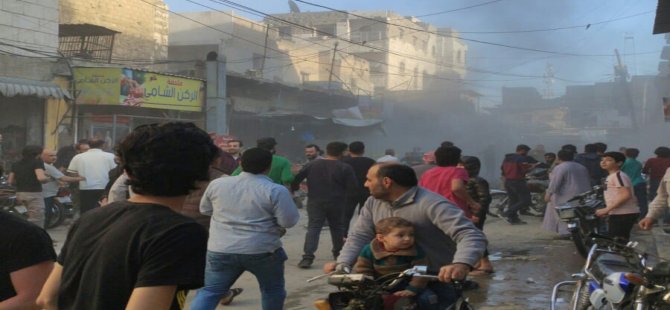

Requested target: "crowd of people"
[
  {"left": 2, "top": 122, "right": 670, "bottom": 309},
  {"left": 536, "top": 143, "right": 670, "bottom": 243}
]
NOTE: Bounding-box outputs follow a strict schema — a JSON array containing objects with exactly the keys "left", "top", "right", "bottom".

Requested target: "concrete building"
[
  {"left": 267, "top": 11, "right": 468, "bottom": 92},
  {"left": 59, "top": 0, "right": 168, "bottom": 62},
  {"left": 168, "top": 11, "right": 373, "bottom": 95},
  {"left": 0, "top": 0, "right": 71, "bottom": 164}
]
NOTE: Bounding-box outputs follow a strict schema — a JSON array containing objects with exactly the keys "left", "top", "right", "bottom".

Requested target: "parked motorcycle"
[
  {"left": 0, "top": 176, "right": 28, "bottom": 218},
  {"left": 1, "top": 176, "right": 73, "bottom": 228},
  {"left": 551, "top": 235, "right": 670, "bottom": 310},
  {"left": 555, "top": 185, "right": 607, "bottom": 257},
  {"left": 489, "top": 166, "right": 549, "bottom": 218},
  {"left": 311, "top": 266, "right": 473, "bottom": 310},
  {"left": 46, "top": 187, "right": 75, "bottom": 228}
]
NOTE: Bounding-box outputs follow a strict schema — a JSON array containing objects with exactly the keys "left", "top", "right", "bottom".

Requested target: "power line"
[
  {"left": 292, "top": 0, "right": 635, "bottom": 57},
  {"left": 413, "top": 0, "right": 505, "bottom": 18},
  {"left": 170, "top": 0, "right": 619, "bottom": 82},
  {"left": 455, "top": 10, "right": 654, "bottom": 34}
]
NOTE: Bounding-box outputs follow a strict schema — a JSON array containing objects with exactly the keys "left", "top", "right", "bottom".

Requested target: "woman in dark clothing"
[{"left": 461, "top": 156, "right": 494, "bottom": 275}]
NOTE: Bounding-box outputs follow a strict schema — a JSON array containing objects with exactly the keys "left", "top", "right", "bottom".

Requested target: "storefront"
[
  {"left": 0, "top": 76, "right": 71, "bottom": 170},
  {"left": 71, "top": 67, "right": 206, "bottom": 150}
]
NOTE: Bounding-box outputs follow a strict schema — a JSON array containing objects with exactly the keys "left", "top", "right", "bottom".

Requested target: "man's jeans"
[
  {"left": 303, "top": 199, "right": 345, "bottom": 260},
  {"left": 44, "top": 196, "right": 55, "bottom": 228},
  {"left": 504, "top": 179, "right": 531, "bottom": 219},
  {"left": 633, "top": 182, "right": 648, "bottom": 217},
  {"left": 190, "top": 248, "right": 288, "bottom": 310}
]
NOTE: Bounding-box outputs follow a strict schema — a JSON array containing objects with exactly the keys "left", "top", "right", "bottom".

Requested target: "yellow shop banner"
[{"left": 74, "top": 67, "right": 204, "bottom": 112}]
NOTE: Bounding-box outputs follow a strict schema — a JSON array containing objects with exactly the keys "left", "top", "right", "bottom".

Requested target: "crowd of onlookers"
[{"left": 2, "top": 124, "right": 670, "bottom": 309}]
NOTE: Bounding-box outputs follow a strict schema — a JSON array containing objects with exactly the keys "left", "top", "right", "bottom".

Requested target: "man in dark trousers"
[
  {"left": 500, "top": 144, "right": 538, "bottom": 225},
  {"left": 342, "top": 141, "right": 376, "bottom": 236},
  {"left": 38, "top": 122, "right": 219, "bottom": 310},
  {"left": 292, "top": 141, "right": 358, "bottom": 269}
]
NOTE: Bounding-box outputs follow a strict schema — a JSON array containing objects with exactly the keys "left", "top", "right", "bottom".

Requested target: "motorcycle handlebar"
[{"left": 567, "top": 185, "right": 603, "bottom": 202}]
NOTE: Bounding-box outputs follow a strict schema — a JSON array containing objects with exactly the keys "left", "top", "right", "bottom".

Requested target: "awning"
[{"left": 0, "top": 77, "right": 72, "bottom": 99}]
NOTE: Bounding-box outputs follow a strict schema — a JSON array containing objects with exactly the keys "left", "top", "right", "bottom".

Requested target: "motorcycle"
[
  {"left": 551, "top": 235, "right": 670, "bottom": 310},
  {"left": 1, "top": 176, "right": 73, "bottom": 228},
  {"left": 555, "top": 185, "right": 607, "bottom": 258},
  {"left": 489, "top": 166, "right": 549, "bottom": 218},
  {"left": 0, "top": 176, "right": 28, "bottom": 218},
  {"left": 311, "top": 266, "right": 473, "bottom": 310},
  {"left": 47, "top": 186, "right": 75, "bottom": 228}
]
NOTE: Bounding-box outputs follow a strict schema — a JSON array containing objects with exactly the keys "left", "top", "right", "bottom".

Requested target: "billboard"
[{"left": 74, "top": 67, "right": 204, "bottom": 112}]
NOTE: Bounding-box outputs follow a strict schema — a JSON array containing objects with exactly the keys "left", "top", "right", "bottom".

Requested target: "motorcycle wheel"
[
  {"left": 446, "top": 297, "right": 475, "bottom": 310},
  {"left": 571, "top": 228, "right": 590, "bottom": 258},
  {"left": 46, "top": 201, "right": 65, "bottom": 229},
  {"left": 570, "top": 280, "right": 591, "bottom": 310},
  {"left": 489, "top": 192, "right": 508, "bottom": 218}
]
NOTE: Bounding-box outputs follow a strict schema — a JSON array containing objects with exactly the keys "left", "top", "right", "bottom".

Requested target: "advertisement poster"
[{"left": 74, "top": 67, "right": 204, "bottom": 112}]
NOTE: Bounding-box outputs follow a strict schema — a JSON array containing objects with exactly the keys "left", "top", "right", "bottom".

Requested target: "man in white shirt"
[
  {"left": 67, "top": 139, "right": 116, "bottom": 214},
  {"left": 376, "top": 148, "right": 399, "bottom": 163}
]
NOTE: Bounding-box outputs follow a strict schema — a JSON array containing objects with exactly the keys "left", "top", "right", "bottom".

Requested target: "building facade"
[
  {"left": 59, "top": 0, "right": 168, "bottom": 62},
  {"left": 0, "top": 0, "right": 70, "bottom": 166},
  {"left": 267, "top": 11, "right": 468, "bottom": 93}
]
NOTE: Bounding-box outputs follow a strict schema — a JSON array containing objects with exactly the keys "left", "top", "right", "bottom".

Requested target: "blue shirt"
[{"left": 200, "top": 172, "right": 299, "bottom": 254}]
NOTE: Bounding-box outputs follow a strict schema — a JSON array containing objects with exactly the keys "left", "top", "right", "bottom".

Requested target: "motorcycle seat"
[{"left": 593, "top": 253, "right": 636, "bottom": 280}]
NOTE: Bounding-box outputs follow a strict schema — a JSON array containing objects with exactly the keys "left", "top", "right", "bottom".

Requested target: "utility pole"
[
  {"left": 327, "top": 41, "right": 339, "bottom": 92},
  {"left": 259, "top": 25, "right": 270, "bottom": 78},
  {"left": 206, "top": 52, "right": 228, "bottom": 135},
  {"left": 614, "top": 48, "right": 637, "bottom": 130}
]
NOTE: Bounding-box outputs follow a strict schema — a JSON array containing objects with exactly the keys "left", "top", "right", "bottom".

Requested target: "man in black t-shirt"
[
  {"left": 341, "top": 141, "right": 376, "bottom": 236},
  {"left": 0, "top": 211, "right": 55, "bottom": 308},
  {"left": 37, "top": 122, "right": 219, "bottom": 310},
  {"left": 8, "top": 145, "right": 50, "bottom": 228},
  {"left": 291, "top": 141, "right": 358, "bottom": 268}
]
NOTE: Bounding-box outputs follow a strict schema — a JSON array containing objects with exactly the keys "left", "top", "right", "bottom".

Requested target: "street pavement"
[{"left": 47, "top": 208, "right": 670, "bottom": 309}]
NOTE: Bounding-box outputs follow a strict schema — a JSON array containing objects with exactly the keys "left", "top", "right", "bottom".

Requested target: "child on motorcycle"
[{"left": 353, "top": 217, "right": 438, "bottom": 309}]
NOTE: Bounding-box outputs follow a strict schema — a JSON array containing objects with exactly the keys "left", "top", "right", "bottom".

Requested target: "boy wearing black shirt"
[{"left": 37, "top": 122, "right": 219, "bottom": 310}]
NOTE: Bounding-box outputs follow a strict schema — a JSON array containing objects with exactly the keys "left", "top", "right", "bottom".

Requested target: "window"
[
  {"left": 252, "top": 53, "right": 264, "bottom": 70},
  {"left": 278, "top": 26, "right": 291, "bottom": 38},
  {"left": 413, "top": 68, "right": 418, "bottom": 88},
  {"left": 300, "top": 72, "right": 310, "bottom": 83},
  {"left": 456, "top": 50, "right": 461, "bottom": 64},
  {"left": 399, "top": 62, "right": 405, "bottom": 74}
]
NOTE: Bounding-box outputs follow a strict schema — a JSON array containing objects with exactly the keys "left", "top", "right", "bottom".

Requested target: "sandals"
[{"left": 220, "top": 288, "right": 244, "bottom": 305}]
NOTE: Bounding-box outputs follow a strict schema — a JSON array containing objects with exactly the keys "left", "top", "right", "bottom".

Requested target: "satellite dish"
[{"left": 288, "top": 0, "right": 301, "bottom": 13}]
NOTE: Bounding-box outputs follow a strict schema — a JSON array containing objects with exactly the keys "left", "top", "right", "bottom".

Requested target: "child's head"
[
  {"left": 375, "top": 217, "right": 415, "bottom": 251},
  {"left": 600, "top": 151, "right": 625, "bottom": 172}
]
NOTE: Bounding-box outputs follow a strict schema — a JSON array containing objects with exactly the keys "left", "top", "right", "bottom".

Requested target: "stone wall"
[
  {"left": 60, "top": 0, "right": 168, "bottom": 62},
  {"left": 0, "top": 0, "right": 59, "bottom": 79}
]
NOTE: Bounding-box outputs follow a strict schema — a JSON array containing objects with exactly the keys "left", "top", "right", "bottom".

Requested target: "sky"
[{"left": 163, "top": 0, "right": 666, "bottom": 106}]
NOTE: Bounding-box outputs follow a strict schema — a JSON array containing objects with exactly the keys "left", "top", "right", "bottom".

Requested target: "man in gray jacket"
[{"left": 325, "top": 163, "right": 487, "bottom": 307}]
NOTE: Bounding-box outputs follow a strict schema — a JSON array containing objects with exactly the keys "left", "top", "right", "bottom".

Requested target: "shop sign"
[{"left": 74, "top": 67, "right": 204, "bottom": 112}]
